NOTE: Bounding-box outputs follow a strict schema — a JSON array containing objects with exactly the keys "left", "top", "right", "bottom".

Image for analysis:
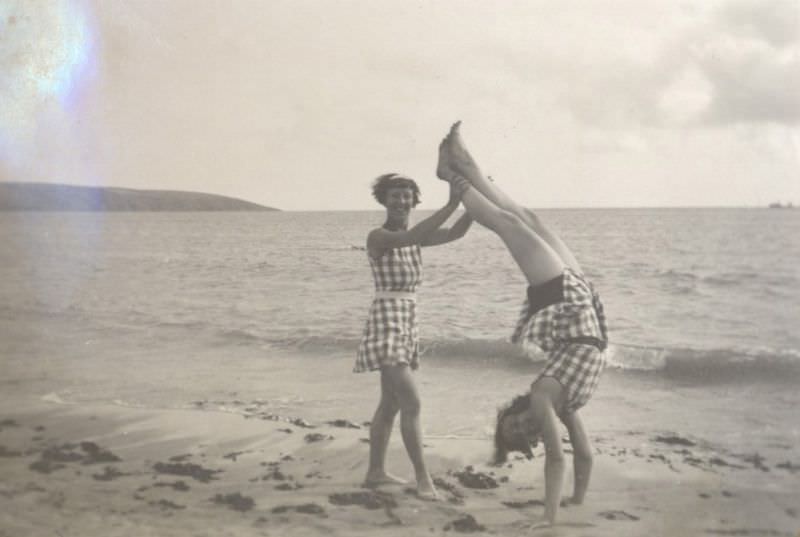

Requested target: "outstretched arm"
[
  {"left": 368, "top": 180, "right": 468, "bottom": 253},
  {"left": 561, "top": 411, "right": 593, "bottom": 504},
  {"left": 367, "top": 200, "right": 458, "bottom": 253},
  {"left": 420, "top": 212, "right": 472, "bottom": 246},
  {"left": 533, "top": 395, "right": 566, "bottom": 524}
]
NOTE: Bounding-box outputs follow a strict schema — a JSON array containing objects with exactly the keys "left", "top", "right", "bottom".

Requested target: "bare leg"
[
  {"left": 459, "top": 183, "right": 564, "bottom": 286},
  {"left": 444, "top": 122, "right": 582, "bottom": 273},
  {"left": 382, "top": 364, "right": 438, "bottom": 500},
  {"left": 363, "top": 371, "right": 407, "bottom": 487}
]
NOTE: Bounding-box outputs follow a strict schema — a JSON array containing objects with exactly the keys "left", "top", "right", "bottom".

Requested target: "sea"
[
  {"left": 3, "top": 208, "right": 799, "bottom": 374},
  {"left": 1, "top": 208, "right": 799, "bottom": 463}
]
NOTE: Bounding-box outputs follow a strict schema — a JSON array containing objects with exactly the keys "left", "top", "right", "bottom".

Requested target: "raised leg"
[
  {"left": 444, "top": 122, "right": 582, "bottom": 273},
  {"left": 459, "top": 182, "right": 565, "bottom": 287},
  {"left": 363, "top": 371, "right": 407, "bottom": 487}
]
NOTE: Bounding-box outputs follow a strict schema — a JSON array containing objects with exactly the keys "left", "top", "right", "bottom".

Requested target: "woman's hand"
[{"left": 448, "top": 176, "right": 471, "bottom": 205}]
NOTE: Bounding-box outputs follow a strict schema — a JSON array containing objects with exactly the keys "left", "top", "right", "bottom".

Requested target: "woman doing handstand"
[{"left": 437, "top": 122, "right": 608, "bottom": 525}]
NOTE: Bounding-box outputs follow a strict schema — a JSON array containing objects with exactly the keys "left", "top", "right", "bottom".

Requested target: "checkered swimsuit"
[
  {"left": 354, "top": 244, "right": 422, "bottom": 372},
  {"left": 511, "top": 268, "right": 609, "bottom": 413}
]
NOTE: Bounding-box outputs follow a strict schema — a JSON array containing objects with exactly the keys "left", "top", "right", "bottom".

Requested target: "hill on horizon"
[{"left": 0, "top": 182, "right": 278, "bottom": 212}]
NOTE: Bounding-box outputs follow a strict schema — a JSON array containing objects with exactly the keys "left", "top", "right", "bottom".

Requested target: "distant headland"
[{"left": 0, "top": 182, "right": 278, "bottom": 211}]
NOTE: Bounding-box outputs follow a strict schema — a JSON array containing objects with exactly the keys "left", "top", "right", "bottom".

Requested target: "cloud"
[
  {"left": 691, "top": 0, "right": 800, "bottom": 125},
  {"left": 716, "top": 0, "right": 800, "bottom": 48},
  {"left": 547, "top": 0, "right": 800, "bottom": 129},
  {"left": 692, "top": 36, "right": 800, "bottom": 125}
]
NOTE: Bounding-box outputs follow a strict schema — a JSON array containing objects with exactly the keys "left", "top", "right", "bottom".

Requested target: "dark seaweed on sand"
[
  {"left": 153, "top": 461, "right": 221, "bottom": 482},
  {"left": 212, "top": 492, "right": 255, "bottom": 512}
]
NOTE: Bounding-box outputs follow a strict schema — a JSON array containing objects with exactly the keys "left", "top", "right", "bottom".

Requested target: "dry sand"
[{"left": 1, "top": 391, "right": 798, "bottom": 537}]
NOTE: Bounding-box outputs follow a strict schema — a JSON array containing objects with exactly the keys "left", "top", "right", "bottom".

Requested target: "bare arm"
[
  {"left": 368, "top": 180, "right": 468, "bottom": 253},
  {"left": 561, "top": 411, "right": 593, "bottom": 504},
  {"left": 367, "top": 199, "right": 459, "bottom": 254},
  {"left": 420, "top": 212, "right": 473, "bottom": 247},
  {"left": 534, "top": 395, "right": 566, "bottom": 524}
]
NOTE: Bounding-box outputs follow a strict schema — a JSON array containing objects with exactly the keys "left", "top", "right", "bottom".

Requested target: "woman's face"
[
  {"left": 384, "top": 187, "right": 415, "bottom": 220},
  {"left": 501, "top": 411, "right": 539, "bottom": 458}
]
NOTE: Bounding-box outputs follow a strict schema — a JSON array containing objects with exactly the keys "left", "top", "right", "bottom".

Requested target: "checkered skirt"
[
  {"left": 537, "top": 342, "right": 605, "bottom": 413},
  {"left": 355, "top": 245, "right": 422, "bottom": 372},
  {"left": 511, "top": 268, "right": 607, "bottom": 352},
  {"left": 511, "top": 268, "right": 609, "bottom": 412}
]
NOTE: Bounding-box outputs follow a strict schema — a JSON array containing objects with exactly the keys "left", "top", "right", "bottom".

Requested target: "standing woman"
[{"left": 356, "top": 173, "right": 471, "bottom": 500}]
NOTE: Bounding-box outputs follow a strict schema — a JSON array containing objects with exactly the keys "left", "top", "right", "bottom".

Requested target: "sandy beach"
[
  {"left": 1, "top": 313, "right": 798, "bottom": 537},
  {"left": 1, "top": 392, "right": 798, "bottom": 537}
]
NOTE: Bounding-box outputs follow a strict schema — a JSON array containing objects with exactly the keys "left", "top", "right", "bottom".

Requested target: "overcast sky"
[{"left": 1, "top": 0, "right": 798, "bottom": 210}]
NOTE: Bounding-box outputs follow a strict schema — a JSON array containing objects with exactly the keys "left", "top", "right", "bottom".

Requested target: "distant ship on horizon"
[{"left": 768, "top": 202, "right": 794, "bottom": 209}]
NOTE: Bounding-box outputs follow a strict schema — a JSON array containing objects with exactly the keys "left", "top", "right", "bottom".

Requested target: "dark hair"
[
  {"left": 492, "top": 392, "right": 535, "bottom": 464},
  {"left": 371, "top": 173, "right": 421, "bottom": 207}
]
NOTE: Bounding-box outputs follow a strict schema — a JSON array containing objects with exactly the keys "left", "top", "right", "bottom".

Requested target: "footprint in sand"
[{"left": 328, "top": 490, "right": 397, "bottom": 510}]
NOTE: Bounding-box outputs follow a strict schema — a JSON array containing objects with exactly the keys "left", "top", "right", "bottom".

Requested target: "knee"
[
  {"left": 398, "top": 394, "right": 421, "bottom": 417},
  {"left": 576, "top": 449, "right": 594, "bottom": 467},
  {"left": 376, "top": 402, "right": 399, "bottom": 421},
  {"left": 522, "top": 208, "right": 543, "bottom": 229},
  {"left": 493, "top": 209, "right": 528, "bottom": 234},
  {"left": 376, "top": 396, "right": 399, "bottom": 418}
]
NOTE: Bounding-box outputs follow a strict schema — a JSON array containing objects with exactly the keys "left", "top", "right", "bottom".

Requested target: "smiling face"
[{"left": 383, "top": 186, "right": 415, "bottom": 225}]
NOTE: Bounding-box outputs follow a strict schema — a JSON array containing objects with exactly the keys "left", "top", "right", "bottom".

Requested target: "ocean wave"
[
  {"left": 701, "top": 272, "right": 758, "bottom": 286},
  {"left": 264, "top": 335, "right": 800, "bottom": 384}
]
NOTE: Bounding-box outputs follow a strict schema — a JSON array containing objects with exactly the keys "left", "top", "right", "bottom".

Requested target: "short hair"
[
  {"left": 493, "top": 393, "right": 536, "bottom": 464},
  {"left": 371, "top": 173, "right": 421, "bottom": 207}
]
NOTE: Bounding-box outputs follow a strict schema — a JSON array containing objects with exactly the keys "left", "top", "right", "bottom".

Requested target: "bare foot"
[
  {"left": 416, "top": 475, "right": 439, "bottom": 501},
  {"left": 363, "top": 472, "right": 407, "bottom": 488},
  {"left": 436, "top": 135, "right": 457, "bottom": 182},
  {"left": 416, "top": 488, "right": 440, "bottom": 501},
  {"left": 444, "top": 121, "right": 485, "bottom": 184}
]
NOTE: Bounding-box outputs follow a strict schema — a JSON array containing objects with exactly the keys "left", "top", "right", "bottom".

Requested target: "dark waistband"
[
  {"left": 527, "top": 274, "right": 607, "bottom": 352},
  {"left": 526, "top": 273, "right": 564, "bottom": 315},
  {"left": 562, "top": 336, "right": 607, "bottom": 352}
]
